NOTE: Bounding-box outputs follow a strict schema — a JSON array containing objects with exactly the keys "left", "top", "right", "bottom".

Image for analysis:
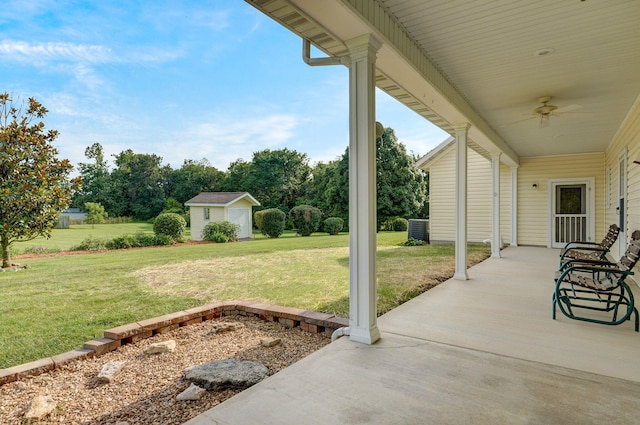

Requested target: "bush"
[
  {"left": 254, "top": 209, "right": 266, "bottom": 231},
  {"left": 153, "top": 213, "right": 186, "bottom": 240},
  {"left": 202, "top": 221, "right": 240, "bottom": 242},
  {"left": 105, "top": 235, "right": 138, "bottom": 250},
  {"left": 289, "top": 205, "right": 322, "bottom": 237},
  {"left": 154, "top": 234, "right": 175, "bottom": 246},
  {"left": 324, "top": 217, "right": 344, "bottom": 235},
  {"left": 71, "top": 236, "right": 108, "bottom": 251},
  {"left": 260, "top": 208, "right": 286, "bottom": 238},
  {"left": 382, "top": 217, "right": 409, "bottom": 232},
  {"left": 210, "top": 232, "right": 229, "bottom": 243},
  {"left": 401, "top": 237, "right": 427, "bottom": 246}
]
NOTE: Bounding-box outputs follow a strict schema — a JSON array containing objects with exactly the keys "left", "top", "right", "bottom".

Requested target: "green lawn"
[
  {"left": 13, "top": 223, "right": 163, "bottom": 253},
  {"left": 0, "top": 225, "right": 490, "bottom": 368}
]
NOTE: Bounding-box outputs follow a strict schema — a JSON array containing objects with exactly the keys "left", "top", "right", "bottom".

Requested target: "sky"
[{"left": 0, "top": 0, "right": 448, "bottom": 173}]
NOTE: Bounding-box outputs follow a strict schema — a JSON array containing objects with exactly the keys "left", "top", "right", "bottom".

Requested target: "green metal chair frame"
[
  {"left": 559, "top": 223, "right": 620, "bottom": 266},
  {"left": 553, "top": 230, "right": 640, "bottom": 331}
]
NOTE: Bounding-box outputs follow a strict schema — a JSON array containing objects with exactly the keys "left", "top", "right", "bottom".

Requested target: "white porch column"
[
  {"left": 510, "top": 166, "right": 519, "bottom": 246},
  {"left": 453, "top": 123, "right": 470, "bottom": 280},
  {"left": 346, "top": 34, "right": 382, "bottom": 345},
  {"left": 491, "top": 153, "right": 501, "bottom": 258}
]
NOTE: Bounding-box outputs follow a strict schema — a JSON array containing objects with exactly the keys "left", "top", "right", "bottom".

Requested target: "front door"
[{"left": 550, "top": 178, "right": 595, "bottom": 248}]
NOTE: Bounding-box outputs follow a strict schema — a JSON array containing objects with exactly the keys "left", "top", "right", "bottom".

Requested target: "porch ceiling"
[{"left": 245, "top": 0, "right": 640, "bottom": 164}]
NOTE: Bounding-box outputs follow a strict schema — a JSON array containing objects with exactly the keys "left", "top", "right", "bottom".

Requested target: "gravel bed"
[{"left": 0, "top": 316, "right": 330, "bottom": 424}]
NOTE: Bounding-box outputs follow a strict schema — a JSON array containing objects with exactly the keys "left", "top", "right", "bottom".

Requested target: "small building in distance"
[{"left": 185, "top": 192, "right": 260, "bottom": 241}]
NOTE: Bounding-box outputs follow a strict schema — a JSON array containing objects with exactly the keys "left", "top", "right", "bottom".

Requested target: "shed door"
[{"left": 228, "top": 208, "right": 251, "bottom": 239}]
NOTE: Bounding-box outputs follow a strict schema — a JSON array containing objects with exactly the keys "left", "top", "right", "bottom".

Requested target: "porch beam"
[
  {"left": 491, "top": 153, "right": 501, "bottom": 258},
  {"left": 454, "top": 123, "right": 470, "bottom": 280},
  {"left": 346, "top": 33, "right": 382, "bottom": 345}
]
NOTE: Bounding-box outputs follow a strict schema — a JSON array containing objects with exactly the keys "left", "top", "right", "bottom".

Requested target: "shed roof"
[{"left": 184, "top": 192, "right": 260, "bottom": 207}]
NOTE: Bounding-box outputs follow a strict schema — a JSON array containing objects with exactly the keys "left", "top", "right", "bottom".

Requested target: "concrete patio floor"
[{"left": 186, "top": 246, "right": 640, "bottom": 425}]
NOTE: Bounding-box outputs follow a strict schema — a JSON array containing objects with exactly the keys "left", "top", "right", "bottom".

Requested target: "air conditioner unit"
[{"left": 408, "top": 219, "right": 429, "bottom": 242}]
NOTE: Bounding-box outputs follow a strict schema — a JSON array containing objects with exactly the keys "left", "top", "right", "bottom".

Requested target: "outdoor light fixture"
[
  {"left": 532, "top": 183, "right": 538, "bottom": 190},
  {"left": 375, "top": 121, "right": 384, "bottom": 138}
]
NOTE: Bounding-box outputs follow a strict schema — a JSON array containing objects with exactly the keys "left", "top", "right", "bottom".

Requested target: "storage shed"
[{"left": 185, "top": 192, "right": 260, "bottom": 241}]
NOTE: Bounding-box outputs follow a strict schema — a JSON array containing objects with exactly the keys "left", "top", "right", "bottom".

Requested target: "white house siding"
[
  {"left": 517, "top": 153, "right": 605, "bottom": 247},
  {"left": 429, "top": 146, "right": 511, "bottom": 244},
  {"left": 604, "top": 97, "right": 640, "bottom": 259}
]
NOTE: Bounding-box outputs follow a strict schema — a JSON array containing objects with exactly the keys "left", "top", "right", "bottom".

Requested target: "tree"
[
  {"left": 167, "top": 159, "right": 224, "bottom": 204},
  {"left": 375, "top": 128, "right": 429, "bottom": 228},
  {"left": 0, "top": 93, "right": 81, "bottom": 268},
  {"left": 72, "top": 142, "right": 113, "bottom": 212},
  {"left": 84, "top": 202, "right": 108, "bottom": 227},
  {"left": 223, "top": 149, "right": 311, "bottom": 212},
  {"left": 109, "top": 150, "right": 169, "bottom": 220},
  {"left": 321, "top": 127, "right": 429, "bottom": 229}
]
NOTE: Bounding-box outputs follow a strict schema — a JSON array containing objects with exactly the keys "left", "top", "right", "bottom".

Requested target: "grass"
[
  {"left": 0, "top": 225, "right": 490, "bottom": 368},
  {"left": 12, "top": 223, "right": 162, "bottom": 253}
]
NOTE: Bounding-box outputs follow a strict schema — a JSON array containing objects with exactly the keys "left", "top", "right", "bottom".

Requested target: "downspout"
[
  {"left": 302, "top": 39, "right": 350, "bottom": 67},
  {"left": 331, "top": 327, "right": 350, "bottom": 342},
  {"left": 304, "top": 37, "right": 350, "bottom": 343}
]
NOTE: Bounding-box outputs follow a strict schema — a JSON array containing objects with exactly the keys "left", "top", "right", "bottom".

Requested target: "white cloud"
[
  {"left": 0, "top": 40, "right": 112, "bottom": 63},
  {"left": 158, "top": 114, "right": 300, "bottom": 170}
]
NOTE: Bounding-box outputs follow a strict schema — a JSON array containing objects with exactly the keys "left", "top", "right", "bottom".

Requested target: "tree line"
[{"left": 72, "top": 128, "right": 429, "bottom": 229}]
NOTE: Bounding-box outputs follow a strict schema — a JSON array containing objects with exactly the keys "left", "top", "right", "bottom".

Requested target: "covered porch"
[{"left": 186, "top": 246, "right": 640, "bottom": 424}]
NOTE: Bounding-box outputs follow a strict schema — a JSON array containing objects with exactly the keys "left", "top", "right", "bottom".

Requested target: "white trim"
[
  {"left": 346, "top": 33, "right": 381, "bottom": 345},
  {"left": 618, "top": 149, "right": 628, "bottom": 254},
  {"left": 491, "top": 153, "right": 501, "bottom": 258},
  {"left": 510, "top": 166, "right": 519, "bottom": 246},
  {"left": 453, "top": 123, "right": 470, "bottom": 280},
  {"left": 547, "top": 177, "right": 595, "bottom": 248}
]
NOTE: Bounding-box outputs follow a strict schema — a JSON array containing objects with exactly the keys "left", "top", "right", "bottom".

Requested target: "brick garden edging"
[{"left": 0, "top": 300, "right": 348, "bottom": 386}]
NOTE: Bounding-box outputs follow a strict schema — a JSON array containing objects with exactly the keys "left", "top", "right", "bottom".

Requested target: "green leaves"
[{"left": 0, "top": 92, "right": 80, "bottom": 267}]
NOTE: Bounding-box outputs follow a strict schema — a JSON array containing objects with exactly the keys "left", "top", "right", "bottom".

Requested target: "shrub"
[
  {"left": 210, "top": 232, "right": 229, "bottom": 243},
  {"left": 401, "top": 237, "right": 427, "bottom": 246},
  {"left": 106, "top": 234, "right": 139, "bottom": 250},
  {"left": 202, "top": 221, "right": 240, "bottom": 242},
  {"left": 260, "top": 208, "right": 286, "bottom": 238},
  {"left": 324, "top": 217, "right": 344, "bottom": 235},
  {"left": 134, "top": 232, "right": 158, "bottom": 247},
  {"left": 289, "top": 205, "right": 322, "bottom": 237},
  {"left": 254, "top": 209, "right": 266, "bottom": 231},
  {"left": 22, "top": 246, "right": 62, "bottom": 255},
  {"left": 71, "top": 236, "right": 108, "bottom": 251},
  {"left": 382, "top": 216, "right": 409, "bottom": 232},
  {"left": 154, "top": 234, "right": 175, "bottom": 246},
  {"left": 153, "top": 213, "right": 186, "bottom": 240}
]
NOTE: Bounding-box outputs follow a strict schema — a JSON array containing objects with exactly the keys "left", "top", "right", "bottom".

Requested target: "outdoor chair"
[
  {"left": 553, "top": 230, "right": 640, "bottom": 331},
  {"left": 559, "top": 223, "right": 620, "bottom": 266}
]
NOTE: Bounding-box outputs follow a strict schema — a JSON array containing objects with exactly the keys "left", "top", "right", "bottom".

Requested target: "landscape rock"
[
  {"left": 144, "top": 340, "right": 176, "bottom": 354},
  {"left": 97, "top": 361, "right": 126, "bottom": 384},
  {"left": 207, "top": 322, "right": 244, "bottom": 335},
  {"left": 184, "top": 359, "right": 268, "bottom": 391},
  {"left": 176, "top": 383, "right": 206, "bottom": 401},
  {"left": 24, "top": 395, "right": 56, "bottom": 419},
  {"left": 261, "top": 337, "right": 281, "bottom": 347}
]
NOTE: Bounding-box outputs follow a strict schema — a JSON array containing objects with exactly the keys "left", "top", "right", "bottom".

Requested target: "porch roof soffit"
[
  {"left": 244, "top": 0, "right": 519, "bottom": 167},
  {"left": 415, "top": 136, "right": 492, "bottom": 170}
]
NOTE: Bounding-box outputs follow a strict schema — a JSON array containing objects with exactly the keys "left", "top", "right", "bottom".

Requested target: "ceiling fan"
[{"left": 506, "top": 96, "right": 584, "bottom": 128}]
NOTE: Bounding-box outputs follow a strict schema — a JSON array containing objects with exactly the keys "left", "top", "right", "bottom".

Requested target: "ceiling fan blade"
[
  {"left": 554, "top": 104, "right": 583, "bottom": 113},
  {"left": 501, "top": 115, "right": 536, "bottom": 127}
]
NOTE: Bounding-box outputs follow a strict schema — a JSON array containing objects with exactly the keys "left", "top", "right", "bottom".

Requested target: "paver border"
[{"left": 0, "top": 301, "right": 347, "bottom": 386}]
